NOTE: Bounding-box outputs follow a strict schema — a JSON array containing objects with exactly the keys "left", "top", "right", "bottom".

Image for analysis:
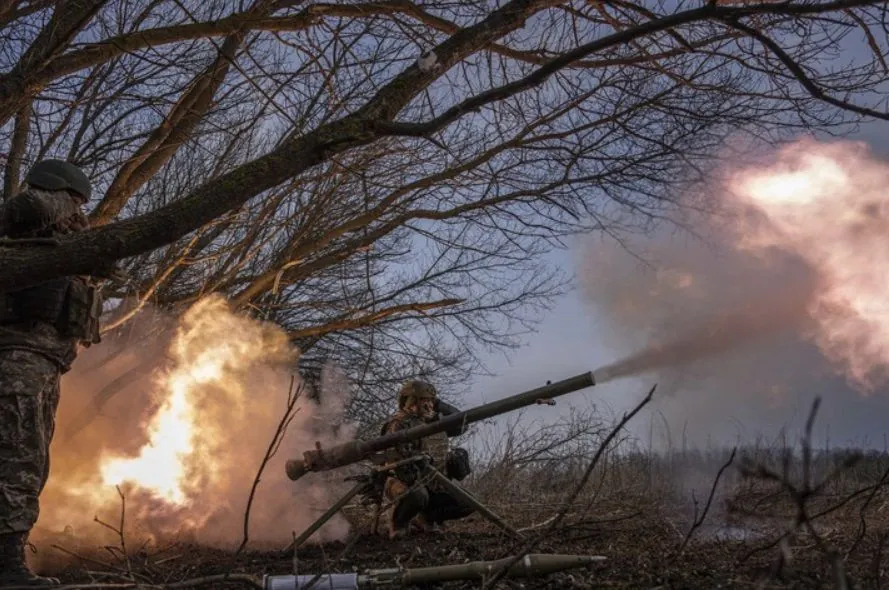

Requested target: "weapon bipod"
[{"left": 286, "top": 455, "right": 522, "bottom": 552}]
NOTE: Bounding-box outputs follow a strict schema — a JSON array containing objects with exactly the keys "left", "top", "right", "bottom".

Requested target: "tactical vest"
[
  {"left": 422, "top": 430, "right": 449, "bottom": 467},
  {"left": 0, "top": 277, "right": 102, "bottom": 345},
  {"left": 381, "top": 412, "right": 450, "bottom": 467}
]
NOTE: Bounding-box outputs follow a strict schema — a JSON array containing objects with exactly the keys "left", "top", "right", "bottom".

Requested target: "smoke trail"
[
  {"left": 594, "top": 293, "right": 810, "bottom": 384},
  {"left": 583, "top": 227, "right": 818, "bottom": 388}
]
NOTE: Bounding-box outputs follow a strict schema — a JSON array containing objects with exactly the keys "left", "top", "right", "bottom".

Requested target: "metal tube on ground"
[
  {"left": 263, "top": 573, "right": 360, "bottom": 590},
  {"left": 263, "top": 554, "right": 607, "bottom": 589},
  {"left": 368, "top": 554, "right": 607, "bottom": 585}
]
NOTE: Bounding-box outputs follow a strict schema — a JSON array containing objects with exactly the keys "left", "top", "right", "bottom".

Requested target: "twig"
[
  {"left": 872, "top": 529, "right": 889, "bottom": 590},
  {"left": 302, "top": 529, "right": 367, "bottom": 590},
  {"left": 116, "top": 486, "right": 133, "bottom": 576},
  {"left": 517, "top": 515, "right": 556, "bottom": 533},
  {"left": 49, "top": 545, "right": 118, "bottom": 573},
  {"left": 846, "top": 463, "right": 889, "bottom": 559},
  {"left": 735, "top": 397, "right": 857, "bottom": 588},
  {"left": 679, "top": 447, "right": 737, "bottom": 553},
  {"left": 480, "top": 383, "right": 656, "bottom": 589},
  {"left": 234, "top": 375, "right": 303, "bottom": 556}
]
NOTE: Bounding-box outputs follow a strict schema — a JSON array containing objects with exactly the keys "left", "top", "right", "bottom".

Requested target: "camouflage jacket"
[
  {"left": 1, "top": 187, "right": 87, "bottom": 238},
  {"left": 382, "top": 410, "right": 452, "bottom": 471},
  {"left": 0, "top": 188, "right": 90, "bottom": 369},
  {"left": 381, "top": 410, "right": 427, "bottom": 460}
]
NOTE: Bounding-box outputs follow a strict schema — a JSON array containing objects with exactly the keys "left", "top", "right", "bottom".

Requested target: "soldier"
[
  {"left": 381, "top": 380, "right": 473, "bottom": 539},
  {"left": 0, "top": 160, "right": 104, "bottom": 586}
]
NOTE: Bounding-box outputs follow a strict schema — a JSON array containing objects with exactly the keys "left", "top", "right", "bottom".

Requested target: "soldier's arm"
[
  {"left": 2, "top": 189, "right": 83, "bottom": 235},
  {"left": 435, "top": 399, "right": 468, "bottom": 437},
  {"left": 383, "top": 417, "right": 418, "bottom": 460}
]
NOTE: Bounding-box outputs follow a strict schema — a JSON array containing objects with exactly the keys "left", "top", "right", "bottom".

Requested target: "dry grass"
[{"left": 32, "top": 398, "right": 889, "bottom": 589}]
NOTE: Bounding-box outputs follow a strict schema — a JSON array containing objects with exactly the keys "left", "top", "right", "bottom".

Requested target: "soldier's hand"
[
  {"left": 57, "top": 209, "right": 89, "bottom": 233},
  {"left": 68, "top": 209, "right": 89, "bottom": 232}
]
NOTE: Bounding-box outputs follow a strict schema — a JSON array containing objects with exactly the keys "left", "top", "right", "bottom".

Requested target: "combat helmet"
[
  {"left": 25, "top": 159, "right": 91, "bottom": 202},
  {"left": 398, "top": 379, "right": 437, "bottom": 408}
]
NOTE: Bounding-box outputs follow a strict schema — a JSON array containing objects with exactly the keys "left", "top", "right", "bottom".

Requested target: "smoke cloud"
[
  {"left": 580, "top": 137, "right": 889, "bottom": 447},
  {"left": 32, "top": 295, "right": 356, "bottom": 568}
]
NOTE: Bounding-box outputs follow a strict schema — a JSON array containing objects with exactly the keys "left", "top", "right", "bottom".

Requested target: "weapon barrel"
[{"left": 286, "top": 372, "right": 594, "bottom": 481}]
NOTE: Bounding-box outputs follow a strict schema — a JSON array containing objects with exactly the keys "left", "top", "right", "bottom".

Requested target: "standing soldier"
[
  {"left": 0, "top": 160, "right": 103, "bottom": 586},
  {"left": 381, "top": 380, "right": 473, "bottom": 539}
]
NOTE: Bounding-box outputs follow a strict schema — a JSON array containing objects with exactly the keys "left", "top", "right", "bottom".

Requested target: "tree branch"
[{"left": 0, "top": 0, "right": 558, "bottom": 290}]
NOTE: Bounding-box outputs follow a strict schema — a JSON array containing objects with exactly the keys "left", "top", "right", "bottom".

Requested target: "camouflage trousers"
[
  {"left": 384, "top": 476, "right": 472, "bottom": 530},
  {"left": 0, "top": 350, "right": 61, "bottom": 534}
]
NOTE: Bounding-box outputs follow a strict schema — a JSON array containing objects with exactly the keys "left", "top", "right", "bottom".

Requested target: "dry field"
[{"left": 34, "top": 428, "right": 889, "bottom": 590}]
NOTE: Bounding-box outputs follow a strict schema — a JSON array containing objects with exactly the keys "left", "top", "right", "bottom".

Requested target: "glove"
[
  {"left": 435, "top": 399, "right": 460, "bottom": 416},
  {"left": 59, "top": 209, "right": 89, "bottom": 233}
]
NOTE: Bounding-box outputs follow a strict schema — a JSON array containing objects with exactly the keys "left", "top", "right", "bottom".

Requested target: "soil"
[{"left": 38, "top": 511, "right": 883, "bottom": 589}]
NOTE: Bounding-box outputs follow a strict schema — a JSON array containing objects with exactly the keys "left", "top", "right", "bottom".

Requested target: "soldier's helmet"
[
  {"left": 25, "top": 159, "right": 91, "bottom": 203},
  {"left": 398, "top": 379, "right": 437, "bottom": 408}
]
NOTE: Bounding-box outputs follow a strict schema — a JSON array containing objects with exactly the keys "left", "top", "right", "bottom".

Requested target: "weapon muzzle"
[{"left": 285, "top": 459, "right": 308, "bottom": 481}]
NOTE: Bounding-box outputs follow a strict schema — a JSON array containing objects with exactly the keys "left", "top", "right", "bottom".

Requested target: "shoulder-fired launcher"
[{"left": 285, "top": 371, "right": 595, "bottom": 481}]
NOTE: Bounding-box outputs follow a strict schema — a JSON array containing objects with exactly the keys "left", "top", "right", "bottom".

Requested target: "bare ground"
[{"left": 35, "top": 506, "right": 887, "bottom": 589}]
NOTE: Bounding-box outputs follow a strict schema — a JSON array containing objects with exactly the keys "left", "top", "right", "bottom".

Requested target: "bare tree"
[{"left": 1, "top": 0, "right": 888, "bottom": 423}]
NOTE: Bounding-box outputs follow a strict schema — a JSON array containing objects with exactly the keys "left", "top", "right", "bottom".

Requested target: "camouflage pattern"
[
  {"left": 422, "top": 430, "right": 449, "bottom": 467},
  {"left": 0, "top": 187, "right": 94, "bottom": 370},
  {"left": 382, "top": 410, "right": 430, "bottom": 533},
  {"left": 397, "top": 380, "right": 436, "bottom": 408},
  {"left": 0, "top": 182, "right": 91, "bottom": 555},
  {"left": 381, "top": 410, "right": 427, "bottom": 469},
  {"left": 0, "top": 350, "right": 61, "bottom": 534},
  {"left": 383, "top": 476, "right": 430, "bottom": 531},
  {"left": 2, "top": 187, "right": 88, "bottom": 238},
  {"left": 381, "top": 406, "right": 472, "bottom": 535}
]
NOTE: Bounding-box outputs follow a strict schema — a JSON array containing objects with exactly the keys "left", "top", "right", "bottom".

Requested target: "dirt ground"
[
  {"left": 31, "top": 447, "right": 889, "bottom": 589},
  {"left": 38, "top": 509, "right": 883, "bottom": 589}
]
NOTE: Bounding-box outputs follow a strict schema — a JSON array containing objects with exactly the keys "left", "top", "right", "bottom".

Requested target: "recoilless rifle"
[
  {"left": 279, "top": 373, "right": 604, "bottom": 586},
  {"left": 283, "top": 373, "right": 597, "bottom": 547},
  {"left": 285, "top": 371, "right": 596, "bottom": 481}
]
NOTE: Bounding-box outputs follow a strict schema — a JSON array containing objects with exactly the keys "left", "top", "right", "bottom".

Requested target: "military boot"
[{"left": 0, "top": 533, "right": 59, "bottom": 587}]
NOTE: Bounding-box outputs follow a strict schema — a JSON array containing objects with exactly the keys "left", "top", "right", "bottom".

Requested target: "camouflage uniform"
[
  {"left": 0, "top": 161, "right": 102, "bottom": 587},
  {"left": 382, "top": 381, "right": 473, "bottom": 537}
]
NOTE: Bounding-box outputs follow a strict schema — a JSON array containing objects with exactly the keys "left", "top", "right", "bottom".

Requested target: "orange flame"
[
  {"left": 98, "top": 296, "right": 294, "bottom": 505},
  {"left": 727, "top": 138, "right": 889, "bottom": 390}
]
